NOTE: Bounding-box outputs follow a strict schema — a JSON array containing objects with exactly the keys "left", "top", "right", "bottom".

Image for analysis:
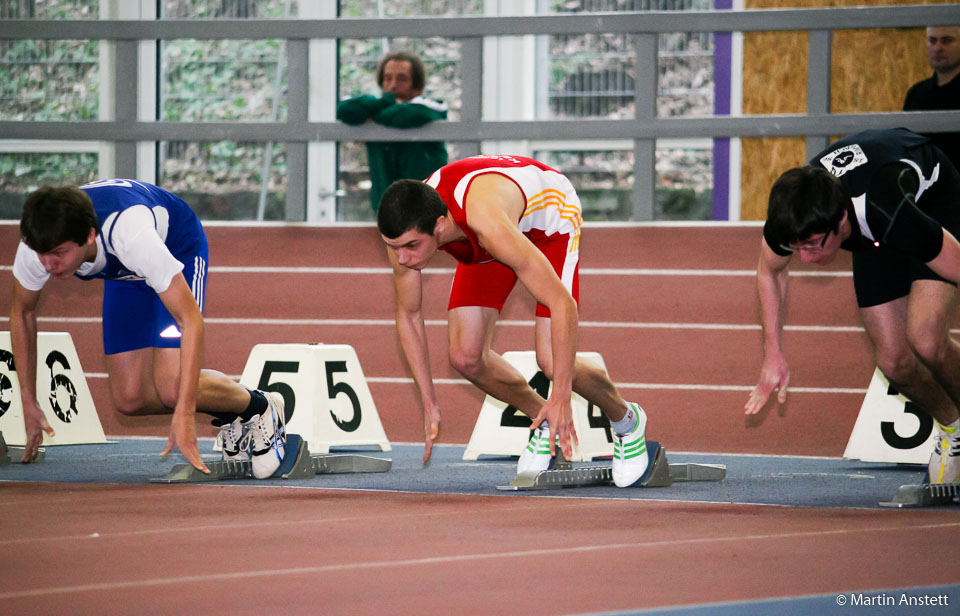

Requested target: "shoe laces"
[
  {"left": 241, "top": 413, "right": 274, "bottom": 450},
  {"left": 934, "top": 430, "right": 960, "bottom": 456},
  {"left": 218, "top": 419, "right": 245, "bottom": 448},
  {"left": 237, "top": 428, "right": 255, "bottom": 453},
  {"left": 528, "top": 424, "right": 549, "bottom": 442}
]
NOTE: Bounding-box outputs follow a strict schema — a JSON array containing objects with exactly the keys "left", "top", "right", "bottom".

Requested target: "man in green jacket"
[{"left": 337, "top": 51, "right": 449, "bottom": 212}]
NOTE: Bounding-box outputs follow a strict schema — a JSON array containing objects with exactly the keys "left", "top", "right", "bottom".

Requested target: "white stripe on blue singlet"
[{"left": 192, "top": 256, "right": 206, "bottom": 311}]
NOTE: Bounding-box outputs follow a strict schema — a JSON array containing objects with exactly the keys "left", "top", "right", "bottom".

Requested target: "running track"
[
  {"left": 3, "top": 221, "right": 958, "bottom": 616},
  {"left": 1, "top": 222, "right": 873, "bottom": 456}
]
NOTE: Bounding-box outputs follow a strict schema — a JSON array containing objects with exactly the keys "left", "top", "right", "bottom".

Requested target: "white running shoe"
[
  {"left": 517, "top": 423, "right": 553, "bottom": 474},
  {"left": 928, "top": 424, "right": 960, "bottom": 484},
  {"left": 612, "top": 403, "right": 648, "bottom": 488},
  {"left": 242, "top": 391, "right": 287, "bottom": 479},
  {"left": 218, "top": 417, "right": 249, "bottom": 462}
]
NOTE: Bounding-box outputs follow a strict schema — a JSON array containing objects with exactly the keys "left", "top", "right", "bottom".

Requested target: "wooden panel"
[{"left": 739, "top": 0, "right": 938, "bottom": 220}]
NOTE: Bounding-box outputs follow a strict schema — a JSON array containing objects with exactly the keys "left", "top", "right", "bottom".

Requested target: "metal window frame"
[{"left": 1, "top": 5, "right": 958, "bottom": 220}]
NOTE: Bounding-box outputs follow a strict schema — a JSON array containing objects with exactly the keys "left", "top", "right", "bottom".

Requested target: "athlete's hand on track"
[
  {"left": 22, "top": 399, "right": 55, "bottom": 462},
  {"left": 161, "top": 411, "right": 210, "bottom": 474},
  {"left": 421, "top": 403, "right": 441, "bottom": 465},
  {"left": 745, "top": 352, "right": 790, "bottom": 415},
  {"left": 530, "top": 396, "right": 577, "bottom": 461}
]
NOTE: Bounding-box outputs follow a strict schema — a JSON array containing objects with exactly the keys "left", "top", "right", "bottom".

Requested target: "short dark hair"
[
  {"left": 376, "top": 51, "right": 426, "bottom": 93},
  {"left": 20, "top": 185, "right": 99, "bottom": 253},
  {"left": 766, "top": 166, "right": 848, "bottom": 247},
  {"left": 377, "top": 179, "right": 446, "bottom": 239}
]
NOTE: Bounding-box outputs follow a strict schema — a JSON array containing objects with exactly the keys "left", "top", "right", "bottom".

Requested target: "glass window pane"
[
  {"left": 160, "top": 38, "right": 288, "bottom": 123},
  {"left": 158, "top": 1, "right": 297, "bottom": 220},
  {"left": 547, "top": 33, "right": 637, "bottom": 120},
  {"left": 337, "top": 36, "right": 463, "bottom": 221},
  {"left": 536, "top": 150, "right": 635, "bottom": 221},
  {"left": 535, "top": 142, "right": 712, "bottom": 221},
  {"left": 339, "top": 0, "right": 482, "bottom": 17},
  {"left": 161, "top": 0, "right": 296, "bottom": 19},
  {"left": 658, "top": 31, "right": 713, "bottom": 118},
  {"left": 540, "top": 1, "right": 716, "bottom": 221},
  {"left": 541, "top": 1, "right": 715, "bottom": 120},
  {"left": 0, "top": 151, "right": 99, "bottom": 219},
  {"left": 0, "top": 0, "right": 99, "bottom": 20},
  {"left": 157, "top": 141, "right": 287, "bottom": 221},
  {"left": 655, "top": 140, "right": 712, "bottom": 220},
  {"left": 0, "top": 39, "right": 99, "bottom": 121}
]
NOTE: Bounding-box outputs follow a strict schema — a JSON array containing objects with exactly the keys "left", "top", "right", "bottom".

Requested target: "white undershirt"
[{"left": 13, "top": 205, "right": 184, "bottom": 293}]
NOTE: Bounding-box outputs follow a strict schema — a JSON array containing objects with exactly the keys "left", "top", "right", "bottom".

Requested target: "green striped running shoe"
[
  {"left": 517, "top": 423, "right": 553, "bottom": 474},
  {"left": 612, "top": 403, "right": 648, "bottom": 487}
]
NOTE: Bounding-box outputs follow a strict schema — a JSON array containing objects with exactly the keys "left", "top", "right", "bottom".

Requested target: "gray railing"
[{"left": 1, "top": 5, "right": 958, "bottom": 220}]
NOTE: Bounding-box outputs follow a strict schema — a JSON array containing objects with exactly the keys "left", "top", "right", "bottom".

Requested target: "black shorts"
[{"left": 852, "top": 145, "right": 960, "bottom": 308}]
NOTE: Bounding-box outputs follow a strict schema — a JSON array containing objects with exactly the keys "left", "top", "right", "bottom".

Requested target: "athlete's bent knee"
[
  {"left": 448, "top": 347, "right": 484, "bottom": 380},
  {"left": 155, "top": 386, "right": 179, "bottom": 410},
  {"left": 111, "top": 390, "right": 151, "bottom": 416},
  {"left": 906, "top": 330, "right": 953, "bottom": 370},
  {"left": 876, "top": 350, "right": 921, "bottom": 389}
]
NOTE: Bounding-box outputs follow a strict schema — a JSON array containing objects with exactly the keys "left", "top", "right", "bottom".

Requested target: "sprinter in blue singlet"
[{"left": 10, "top": 180, "right": 286, "bottom": 478}]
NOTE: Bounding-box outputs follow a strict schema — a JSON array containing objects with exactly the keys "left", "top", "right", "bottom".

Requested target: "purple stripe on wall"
[{"left": 713, "top": 0, "right": 733, "bottom": 220}]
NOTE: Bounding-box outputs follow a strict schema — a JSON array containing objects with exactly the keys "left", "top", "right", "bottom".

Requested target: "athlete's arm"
[
  {"left": 8, "top": 279, "right": 55, "bottom": 461},
  {"left": 465, "top": 174, "right": 579, "bottom": 459},
  {"left": 745, "top": 237, "right": 793, "bottom": 415},
  {"left": 155, "top": 273, "right": 209, "bottom": 473},
  {"left": 386, "top": 247, "right": 441, "bottom": 464}
]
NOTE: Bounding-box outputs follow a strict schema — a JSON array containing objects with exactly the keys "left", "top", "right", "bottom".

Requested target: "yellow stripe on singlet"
[{"left": 521, "top": 189, "right": 582, "bottom": 252}]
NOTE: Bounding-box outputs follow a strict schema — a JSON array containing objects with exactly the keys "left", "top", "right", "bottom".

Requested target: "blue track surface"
[{"left": 0, "top": 436, "right": 939, "bottom": 510}]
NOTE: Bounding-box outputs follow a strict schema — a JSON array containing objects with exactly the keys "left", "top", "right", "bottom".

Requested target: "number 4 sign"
[
  {"left": 462, "top": 351, "right": 614, "bottom": 462},
  {"left": 239, "top": 343, "right": 391, "bottom": 453}
]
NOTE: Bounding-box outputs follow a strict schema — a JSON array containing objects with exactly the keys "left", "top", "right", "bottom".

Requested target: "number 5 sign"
[{"left": 239, "top": 344, "right": 391, "bottom": 454}]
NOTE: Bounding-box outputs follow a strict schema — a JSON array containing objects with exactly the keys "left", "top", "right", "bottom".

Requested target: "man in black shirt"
[
  {"left": 903, "top": 26, "right": 960, "bottom": 169},
  {"left": 745, "top": 128, "right": 960, "bottom": 485}
]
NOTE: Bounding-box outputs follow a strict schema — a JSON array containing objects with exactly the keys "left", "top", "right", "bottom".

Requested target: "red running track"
[
  {"left": 1, "top": 222, "right": 889, "bottom": 456},
  {"left": 3, "top": 222, "right": 959, "bottom": 616},
  {"left": 2, "top": 482, "right": 958, "bottom": 615}
]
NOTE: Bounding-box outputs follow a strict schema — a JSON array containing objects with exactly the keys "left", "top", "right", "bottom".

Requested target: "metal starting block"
[
  {"left": 0, "top": 431, "right": 45, "bottom": 465},
  {"left": 150, "top": 434, "right": 391, "bottom": 484},
  {"left": 497, "top": 441, "right": 725, "bottom": 491},
  {"left": 879, "top": 481, "right": 960, "bottom": 508}
]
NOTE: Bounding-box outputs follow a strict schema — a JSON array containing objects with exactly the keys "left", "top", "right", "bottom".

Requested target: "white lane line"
[
  {"left": 0, "top": 315, "right": 872, "bottom": 334},
  {"left": 0, "top": 499, "right": 590, "bottom": 546},
  {"left": 0, "top": 264, "right": 850, "bottom": 277},
  {"left": 72, "top": 372, "right": 865, "bottom": 394},
  {"left": 1, "top": 521, "right": 955, "bottom": 600},
  {"left": 178, "top": 266, "right": 854, "bottom": 278}
]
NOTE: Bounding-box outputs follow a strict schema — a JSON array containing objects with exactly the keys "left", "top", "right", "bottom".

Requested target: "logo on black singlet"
[
  {"left": 834, "top": 151, "right": 855, "bottom": 167},
  {"left": 820, "top": 144, "right": 868, "bottom": 178}
]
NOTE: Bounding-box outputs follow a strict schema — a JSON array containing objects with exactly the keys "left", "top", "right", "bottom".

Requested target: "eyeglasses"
[{"left": 790, "top": 231, "right": 830, "bottom": 254}]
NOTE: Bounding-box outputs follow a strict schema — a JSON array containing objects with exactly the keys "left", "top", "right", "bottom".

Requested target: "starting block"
[
  {"left": 0, "top": 431, "right": 45, "bottom": 465},
  {"left": 150, "top": 434, "right": 391, "bottom": 483},
  {"left": 880, "top": 482, "right": 960, "bottom": 508},
  {"left": 496, "top": 441, "right": 725, "bottom": 491},
  {"left": 239, "top": 343, "right": 391, "bottom": 454}
]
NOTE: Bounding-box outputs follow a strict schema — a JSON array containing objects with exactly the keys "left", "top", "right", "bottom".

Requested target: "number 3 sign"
[
  {"left": 843, "top": 368, "right": 937, "bottom": 465},
  {"left": 239, "top": 344, "right": 391, "bottom": 454}
]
